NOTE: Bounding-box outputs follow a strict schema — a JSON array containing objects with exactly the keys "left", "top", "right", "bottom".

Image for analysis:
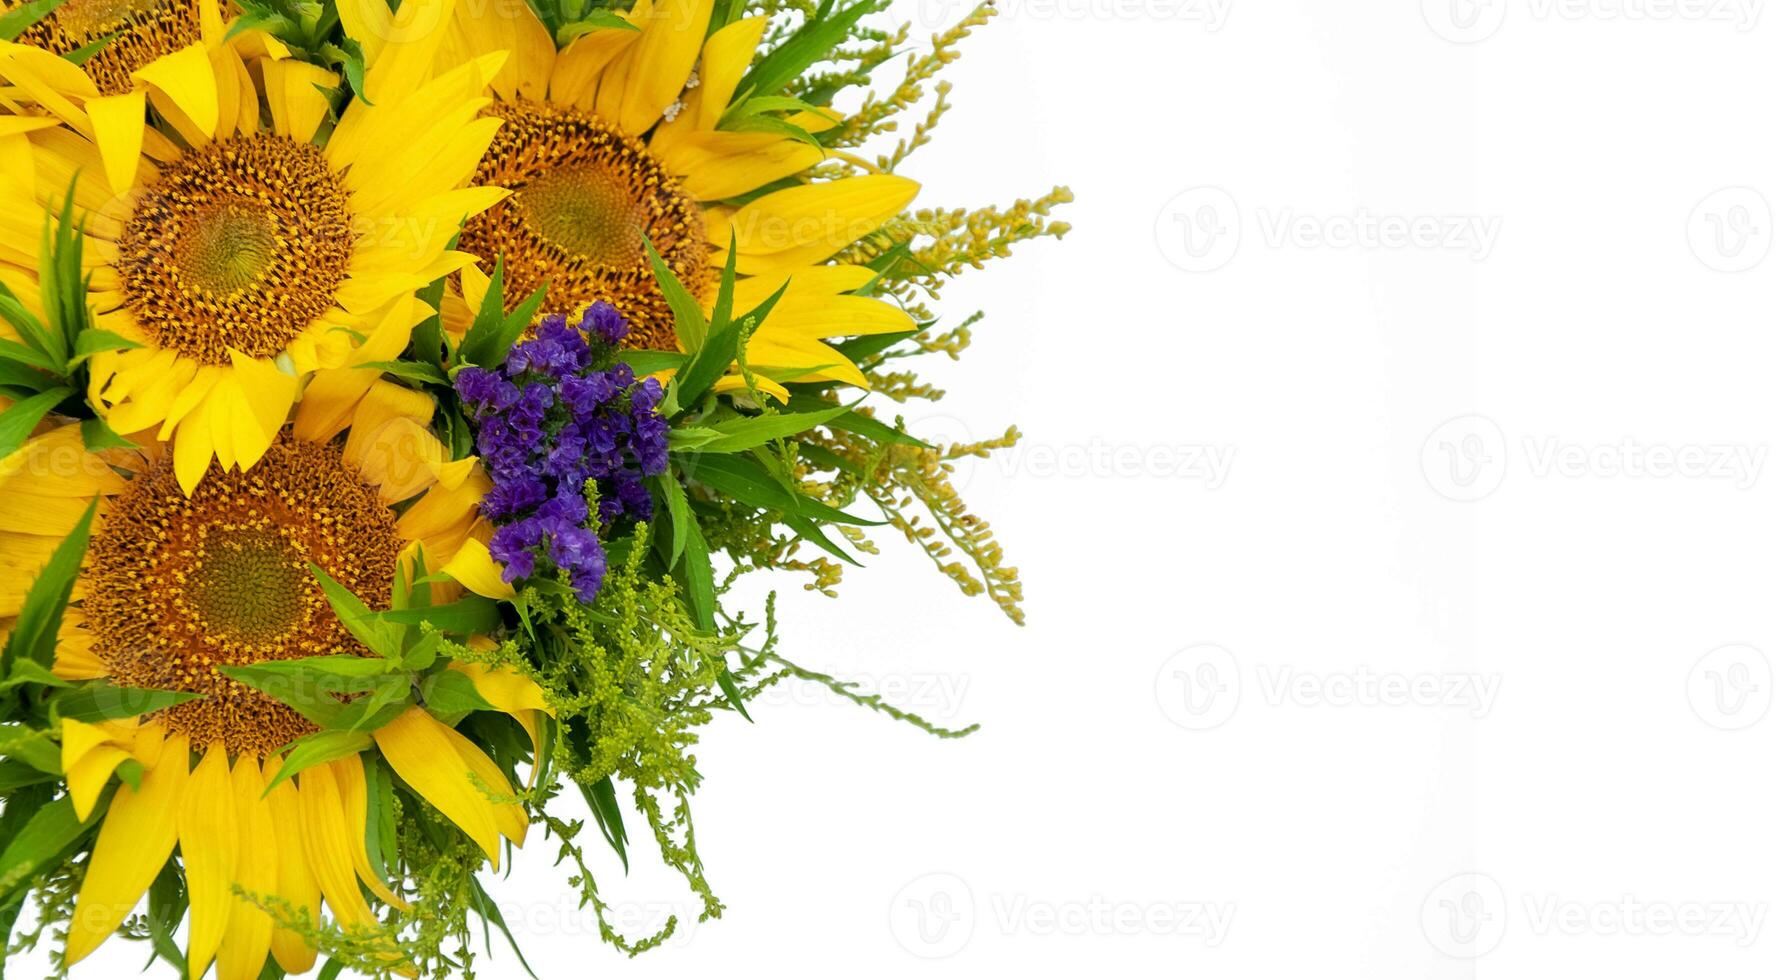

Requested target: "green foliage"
[{"left": 0, "top": 188, "right": 140, "bottom": 459}]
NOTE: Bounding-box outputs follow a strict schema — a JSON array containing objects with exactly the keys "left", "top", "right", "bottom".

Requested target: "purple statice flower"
[
  {"left": 454, "top": 303, "right": 670, "bottom": 603},
  {"left": 581, "top": 302, "right": 629, "bottom": 346}
]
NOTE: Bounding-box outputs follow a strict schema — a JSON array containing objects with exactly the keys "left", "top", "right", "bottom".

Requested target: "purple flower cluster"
[{"left": 455, "top": 302, "right": 669, "bottom": 601}]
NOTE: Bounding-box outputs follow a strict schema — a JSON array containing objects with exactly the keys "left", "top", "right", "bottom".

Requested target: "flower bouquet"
[{"left": 0, "top": 0, "right": 1068, "bottom": 975}]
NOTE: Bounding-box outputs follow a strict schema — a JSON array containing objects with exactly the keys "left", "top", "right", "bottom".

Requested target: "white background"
[{"left": 25, "top": 0, "right": 1780, "bottom": 977}]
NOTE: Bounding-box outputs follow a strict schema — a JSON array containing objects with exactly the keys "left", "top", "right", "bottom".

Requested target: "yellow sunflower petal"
[
  {"left": 132, "top": 43, "right": 221, "bottom": 139},
  {"left": 180, "top": 743, "right": 240, "bottom": 979},
  {"left": 85, "top": 91, "right": 148, "bottom": 197},
  {"left": 264, "top": 764, "right": 320, "bottom": 974},
  {"left": 371, "top": 707, "right": 503, "bottom": 865},
  {"left": 721, "top": 174, "right": 920, "bottom": 270},
  {"left": 67, "top": 745, "right": 132, "bottom": 822},
  {"left": 431, "top": 719, "right": 526, "bottom": 846},
  {"left": 440, "top": 538, "right": 514, "bottom": 600},
  {"left": 617, "top": 0, "right": 713, "bottom": 136},
  {"left": 694, "top": 16, "right": 767, "bottom": 131},
  {"left": 216, "top": 757, "right": 277, "bottom": 980},
  {"left": 296, "top": 761, "right": 375, "bottom": 928},
  {"left": 331, "top": 754, "right": 410, "bottom": 910},
  {"left": 64, "top": 733, "right": 189, "bottom": 967}
]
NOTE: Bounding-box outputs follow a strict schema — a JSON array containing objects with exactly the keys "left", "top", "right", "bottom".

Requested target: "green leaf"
[
  {"left": 581, "top": 777, "right": 629, "bottom": 872},
  {"left": 400, "top": 631, "right": 442, "bottom": 672},
  {"left": 695, "top": 402, "right": 854, "bottom": 454},
  {"left": 419, "top": 670, "right": 496, "bottom": 721},
  {"left": 0, "top": 724, "right": 58, "bottom": 775},
  {"left": 326, "top": 37, "right": 370, "bottom": 105},
  {"left": 357, "top": 360, "right": 449, "bottom": 386},
  {"left": 784, "top": 393, "right": 927, "bottom": 447},
  {"left": 60, "top": 30, "right": 118, "bottom": 66},
  {"left": 55, "top": 682, "right": 202, "bottom": 722},
  {"left": 0, "top": 359, "right": 55, "bottom": 396},
  {"left": 676, "top": 454, "right": 863, "bottom": 564},
  {"left": 144, "top": 861, "right": 189, "bottom": 973},
  {"left": 678, "top": 514, "right": 715, "bottom": 630},
  {"left": 0, "top": 386, "right": 73, "bottom": 461},
  {"left": 468, "top": 875, "right": 539, "bottom": 978},
  {"left": 715, "top": 667, "right": 753, "bottom": 722},
  {"left": 613, "top": 350, "right": 687, "bottom": 375},
  {"left": 655, "top": 472, "right": 690, "bottom": 568},
  {"left": 732, "top": 0, "right": 883, "bottom": 104},
  {"left": 722, "top": 112, "right": 823, "bottom": 148},
  {"left": 720, "top": 94, "right": 830, "bottom": 128},
  {"left": 220, "top": 662, "right": 408, "bottom": 732},
  {"left": 677, "top": 453, "right": 879, "bottom": 526},
  {"left": 2, "top": 496, "right": 93, "bottom": 675},
  {"left": 263, "top": 730, "right": 374, "bottom": 794},
  {"left": 80, "top": 415, "right": 137, "bottom": 452},
  {"left": 0, "top": 0, "right": 66, "bottom": 40},
  {"left": 710, "top": 233, "right": 739, "bottom": 335},
  {"left": 457, "top": 260, "right": 547, "bottom": 372},
  {"left": 555, "top": 8, "right": 638, "bottom": 43},
  {"left": 378, "top": 596, "right": 502, "bottom": 636},
  {"left": 0, "top": 659, "right": 68, "bottom": 692},
  {"left": 833, "top": 328, "right": 919, "bottom": 364},
  {"left": 0, "top": 338, "right": 60, "bottom": 378},
  {"left": 667, "top": 426, "right": 722, "bottom": 451},
  {"left": 41, "top": 182, "right": 86, "bottom": 361},
  {"left": 663, "top": 314, "right": 741, "bottom": 418},
  {"left": 0, "top": 792, "right": 106, "bottom": 908},
  {"left": 643, "top": 237, "right": 710, "bottom": 352},
  {"left": 0, "top": 759, "right": 55, "bottom": 793},
  {"left": 310, "top": 565, "right": 407, "bottom": 661},
  {"left": 70, "top": 328, "right": 142, "bottom": 363},
  {"left": 364, "top": 759, "right": 399, "bottom": 881},
  {"left": 671, "top": 277, "right": 790, "bottom": 416}
]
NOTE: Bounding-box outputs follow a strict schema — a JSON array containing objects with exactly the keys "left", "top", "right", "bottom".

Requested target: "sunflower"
[
  {"left": 425, "top": 0, "right": 920, "bottom": 394},
  {"left": 0, "top": 0, "right": 508, "bottom": 494},
  {"left": 0, "top": 345, "right": 537, "bottom": 978},
  {"left": 3, "top": 0, "right": 211, "bottom": 97}
]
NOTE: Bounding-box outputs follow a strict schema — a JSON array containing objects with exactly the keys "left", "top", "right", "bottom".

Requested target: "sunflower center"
[
  {"left": 117, "top": 133, "right": 354, "bottom": 366},
  {"left": 83, "top": 437, "right": 402, "bottom": 757},
  {"left": 8, "top": 0, "right": 200, "bottom": 96},
  {"left": 183, "top": 527, "right": 312, "bottom": 646},
  {"left": 516, "top": 166, "right": 647, "bottom": 267},
  {"left": 458, "top": 100, "right": 712, "bottom": 352},
  {"left": 174, "top": 203, "right": 281, "bottom": 296}
]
